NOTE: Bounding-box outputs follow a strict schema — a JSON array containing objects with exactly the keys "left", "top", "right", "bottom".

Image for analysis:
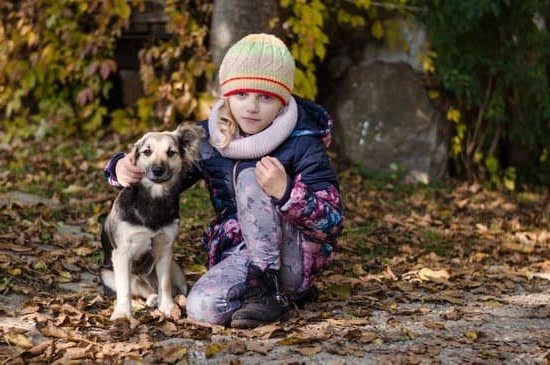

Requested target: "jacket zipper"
[{"left": 231, "top": 161, "right": 240, "bottom": 200}]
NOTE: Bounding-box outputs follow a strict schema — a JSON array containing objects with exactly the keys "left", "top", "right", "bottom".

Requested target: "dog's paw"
[
  {"left": 145, "top": 294, "right": 159, "bottom": 308},
  {"left": 175, "top": 294, "right": 186, "bottom": 309},
  {"left": 158, "top": 301, "right": 181, "bottom": 319},
  {"left": 110, "top": 310, "right": 132, "bottom": 321}
]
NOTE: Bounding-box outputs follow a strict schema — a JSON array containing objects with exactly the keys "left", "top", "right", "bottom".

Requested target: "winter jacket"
[{"left": 105, "top": 96, "right": 344, "bottom": 291}]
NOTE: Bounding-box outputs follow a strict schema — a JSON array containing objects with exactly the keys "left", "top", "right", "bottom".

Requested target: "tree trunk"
[{"left": 209, "top": 0, "right": 281, "bottom": 67}]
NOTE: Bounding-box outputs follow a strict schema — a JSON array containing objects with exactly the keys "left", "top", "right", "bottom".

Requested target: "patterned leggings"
[{"left": 186, "top": 168, "right": 304, "bottom": 325}]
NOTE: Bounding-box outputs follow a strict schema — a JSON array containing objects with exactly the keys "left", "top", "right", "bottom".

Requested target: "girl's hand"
[
  {"left": 255, "top": 156, "right": 287, "bottom": 200},
  {"left": 115, "top": 152, "right": 143, "bottom": 187}
]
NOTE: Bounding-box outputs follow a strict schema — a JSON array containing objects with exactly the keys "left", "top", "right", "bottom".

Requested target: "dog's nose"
[{"left": 151, "top": 165, "right": 165, "bottom": 177}]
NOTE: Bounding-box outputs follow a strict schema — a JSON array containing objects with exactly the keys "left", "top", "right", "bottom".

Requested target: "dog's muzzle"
[{"left": 146, "top": 165, "right": 173, "bottom": 183}]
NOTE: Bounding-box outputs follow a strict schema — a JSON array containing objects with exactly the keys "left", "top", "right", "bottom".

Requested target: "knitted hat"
[{"left": 219, "top": 33, "right": 295, "bottom": 105}]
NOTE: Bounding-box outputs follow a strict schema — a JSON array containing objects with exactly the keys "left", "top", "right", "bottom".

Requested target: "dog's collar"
[{"left": 208, "top": 96, "right": 298, "bottom": 159}]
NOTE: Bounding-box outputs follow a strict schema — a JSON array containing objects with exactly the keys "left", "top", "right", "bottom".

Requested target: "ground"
[{"left": 0, "top": 134, "right": 549, "bottom": 364}]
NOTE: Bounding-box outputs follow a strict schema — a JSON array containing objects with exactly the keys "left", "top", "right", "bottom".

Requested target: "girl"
[{"left": 104, "top": 33, "right": 344, "bottom": 328}]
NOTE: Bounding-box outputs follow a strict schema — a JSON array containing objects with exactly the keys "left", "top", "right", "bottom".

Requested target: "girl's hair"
[{"left": 211, "top": 98, "right": 238, "bottom": 149}]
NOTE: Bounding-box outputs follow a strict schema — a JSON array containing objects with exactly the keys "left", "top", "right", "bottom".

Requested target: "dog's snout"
[{"left": 152, "top": 165, "right": 165, "bottom": 177}]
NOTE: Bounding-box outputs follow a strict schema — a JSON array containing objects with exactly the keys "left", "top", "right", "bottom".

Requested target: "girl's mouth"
[{"left": 242, "top": 117, "right": 260, "bottom": 122}]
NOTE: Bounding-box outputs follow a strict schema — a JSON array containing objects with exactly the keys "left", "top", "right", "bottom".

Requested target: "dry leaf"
[
  {"left": 464, "top": 331, "right": 479, "bottom": 341},
  {"left": 156, "top": 345, "right": 187, "bottom": 363},
  {"left": 294, "top": 345, "right": 322, "bottom": 356},
  {"left": 204, "top": 342, "right": 224, "bottom": 358},
  {"left": 251, "top": 323, "right": 286, "bottom": 339},
  {"left": 62, "top": 346, "right": 90, "bottom": 360},
  {"left": 424, "top": 321, "right": 446, "bottom": 330},
  {"left": 25, "top": 340, "right": 53, "bottom": 356},
  {"left": 4, "top": 332, "right": 34, "bottom": 348},
  {"left": 158, "top": 321, "right": 178, "bottom": 336},
  {"left": 418, "top": 267, "right": 450, "bottom": 282},
  {"left": 38, "top": 322, "right": 69, "bottom": 339}
]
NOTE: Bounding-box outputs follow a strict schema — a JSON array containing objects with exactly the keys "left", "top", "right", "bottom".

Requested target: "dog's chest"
[
  {"left": 114, "top": 220, "right": 179, "bottom": 259},
  {"left": 117, "top": 188, "right": 179, "bottom": 231}
]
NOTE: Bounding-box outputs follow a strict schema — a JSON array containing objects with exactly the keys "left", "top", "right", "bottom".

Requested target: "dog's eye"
[
  {"left": 142, "top": 149, "right": 152, "bottom": 157},
  {"left": 167, "top": 150, "right": 177, "bottom": 158}
]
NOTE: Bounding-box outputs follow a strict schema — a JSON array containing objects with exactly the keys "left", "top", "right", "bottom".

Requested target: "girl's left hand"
[{"left": 255, "top": 156, "right": 287, "bottom": 200}]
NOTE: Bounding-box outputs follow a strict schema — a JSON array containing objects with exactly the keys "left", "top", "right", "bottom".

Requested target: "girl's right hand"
[{"left": 115, "top": 152, "right": 143, "bottom": 187}]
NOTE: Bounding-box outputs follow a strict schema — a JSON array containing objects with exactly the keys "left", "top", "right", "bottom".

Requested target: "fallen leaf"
[
  {"left": 464, "top": 330, "right": 479, "bottom": 341},
  {"left": 418, "top": 267, "right": 450, "bottom": 282},
  {"left": 156, "top": 345, "right": 187, "bottom": 363},
  {"left": 276, "top": 336, "right": 311, "bottom": 346},
  {"left": 24, "top": 340, "right": 53, "bottom": 356},
  {"left": 62, "top": 346, "right": 90, "bottom": 360},
  {"left": 204, "top": 342, "right": 224, "bottom": 358},
  {"left": 424, "top": 321, "right": 446, "bottom": 330},
  {"left": 158, "top": 321, "right": 178, "bottom": 336},
  {"left": 294, "top": 345, "right": 322, "bottom": 356},
  {"left": 72, "top": 246, "right": 96, "bottom": 256},
  {"left": 38, "top": 322, "right": 69, "bottom": 339},
  {"left": 4, "top": 332, "right": 34, "bottom": 348}
]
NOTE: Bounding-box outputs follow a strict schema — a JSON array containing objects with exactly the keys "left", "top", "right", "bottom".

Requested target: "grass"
[{"left": 419, "top": 228, "right": 455, "bottom": 257}]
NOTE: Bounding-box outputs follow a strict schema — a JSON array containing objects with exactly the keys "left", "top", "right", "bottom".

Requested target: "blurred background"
[{"left": 0, "top": 0, "right": 548, "bottom": 188}]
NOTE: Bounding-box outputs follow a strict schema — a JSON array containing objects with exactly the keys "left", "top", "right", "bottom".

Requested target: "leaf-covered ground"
[{"left": 0, "top": 133, "right": 549, "bottom": 364}]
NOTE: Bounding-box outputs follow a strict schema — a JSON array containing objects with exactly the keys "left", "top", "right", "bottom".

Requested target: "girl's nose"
[{"left": 247, "top": 96, "right": 260, "bottom": 112}]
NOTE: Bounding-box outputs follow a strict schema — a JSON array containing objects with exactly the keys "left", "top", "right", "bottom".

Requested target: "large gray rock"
[{"left": 325, "top": 20, "right": 448, "bottom": 183}]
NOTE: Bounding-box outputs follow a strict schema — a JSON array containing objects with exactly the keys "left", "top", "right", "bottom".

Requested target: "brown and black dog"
[{"left": 100, "top": 124, "right": 203, "bottom": 320}]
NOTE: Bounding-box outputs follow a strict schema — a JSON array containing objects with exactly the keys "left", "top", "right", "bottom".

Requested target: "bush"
[{"left": 418, "top": 0, "right": 550, "bottom": 186}]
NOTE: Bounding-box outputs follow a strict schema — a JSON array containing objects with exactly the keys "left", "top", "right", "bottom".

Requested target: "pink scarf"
[{"left": 208, "top": 97, "right": 298, "bottom": 159}]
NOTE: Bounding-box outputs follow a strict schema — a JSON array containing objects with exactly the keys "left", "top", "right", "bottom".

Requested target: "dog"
[{"left": 100, "top": 124, "right": 204, "bottom": 320}]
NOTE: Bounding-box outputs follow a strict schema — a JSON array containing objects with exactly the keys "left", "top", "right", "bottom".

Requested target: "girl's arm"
[
  {"left": 104, "top": 152, "right": 202, "bottom": 191},
  {"left": 275, "top": 136, "right": 344, "bottom": 243}
]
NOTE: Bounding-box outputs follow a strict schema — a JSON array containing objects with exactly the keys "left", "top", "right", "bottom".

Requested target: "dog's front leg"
[
  {"left": 153, "top": 234, "right": 176, "bottom": 316},
  {"left": 111, "top": 248, "right": 133, "bottom": 320}
]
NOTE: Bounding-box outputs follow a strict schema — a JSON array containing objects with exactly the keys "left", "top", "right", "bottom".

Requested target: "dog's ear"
[{"left": 174, "top": 124, "right": 205, "bottom": 161}]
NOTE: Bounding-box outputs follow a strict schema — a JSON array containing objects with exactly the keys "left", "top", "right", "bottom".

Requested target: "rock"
[{"left": 323, "top": 18, "right": 448, "bottom": 183}]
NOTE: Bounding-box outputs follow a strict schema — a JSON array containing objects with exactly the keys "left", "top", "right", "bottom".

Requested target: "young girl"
[{"left": 104, "top": 33, "right": 344, "bottom": 328}]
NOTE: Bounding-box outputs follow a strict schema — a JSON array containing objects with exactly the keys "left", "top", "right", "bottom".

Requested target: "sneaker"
[{"left": 231, "top": 267, "right": 289, "bottom": 329}]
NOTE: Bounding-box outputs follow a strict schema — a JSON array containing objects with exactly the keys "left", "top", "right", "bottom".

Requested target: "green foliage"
[
  {"left": 280, "top": 0, "right": 329, "bottom": 99},
  {"left": 111, "top": 0, "right": 215, "bottom": 134},
  {"left": 0, "top": 0, "right": 131, "bottom": 138},
  {"left": 280, "top": 0, "right": 412, "bottom": 99},
  {"left": 419, "top": 0, "right": 550, "bottom": 186},
  {"left": 0, "top": 0, "right": 213, "bottom": 139}
]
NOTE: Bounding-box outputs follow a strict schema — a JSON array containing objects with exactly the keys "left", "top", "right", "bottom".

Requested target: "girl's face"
[{"left": 227, "top": 92, "right": 283, "bottom": 135}]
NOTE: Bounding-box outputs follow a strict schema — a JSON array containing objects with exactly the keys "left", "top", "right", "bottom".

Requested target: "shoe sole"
[{"left": 231, "top": 311, "right": 290, "bottom": 329}]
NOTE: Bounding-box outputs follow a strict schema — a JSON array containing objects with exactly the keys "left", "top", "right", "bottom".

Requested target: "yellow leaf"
[
  {"left": 73, "top": 246, "right": 96, "bottom": 256},
  {"left": 371, "top": 20, "right": 384, "bottom": 40},
  {"left": 57, "top": 270, "right": 73, "bottom": 282},
  {"left": 357, "top": 0, "right": 372, "bottom": 9},
  {"left": 446, "top": 107, "right": 461, "bottom": 123},
  {"left": 4, "top": 333, "right": 34, "bottom": 348},
  {"left": 204, "top": 343, "right": 224, "bottom": 358},
  {"left": 8, "top": 268, "right": 21, "bottom": 276},
  {"left": 428, "top": 90, "right": 440, "bottom": 99},
  {"left": 464, "top": 331, "right": 479, "bottom": 341}
]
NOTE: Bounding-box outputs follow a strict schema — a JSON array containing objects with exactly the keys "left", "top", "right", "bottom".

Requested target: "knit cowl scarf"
[{"left": 208, "top": 96, "right": 298, "bottom": 159}]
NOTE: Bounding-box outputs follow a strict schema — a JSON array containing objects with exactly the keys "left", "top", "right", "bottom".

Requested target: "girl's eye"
[
  {"left": 260, "top": 94, "right": 272, "bottom": 101},
  {"left": 236, "top": 92, "right": 248, "bottom": 97},
  {"left": 142, "top": 149, "right": 152, "bottom": 157},
  {"left": 167, "top": 149, "right": 177, "bottom": 158}
]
